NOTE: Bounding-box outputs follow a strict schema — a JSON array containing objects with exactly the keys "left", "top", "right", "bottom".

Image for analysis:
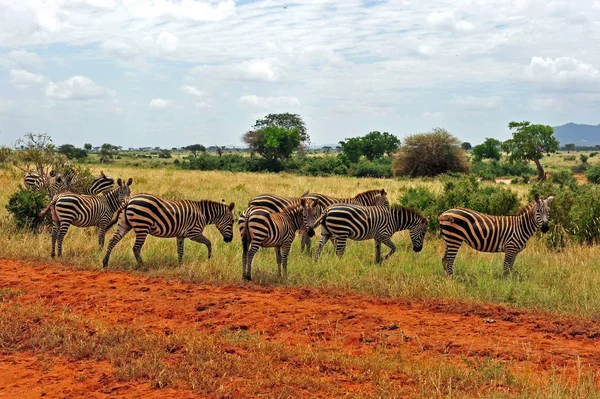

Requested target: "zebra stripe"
[
  {"left": 102, "top": 194, "right": 235, "bottom": 267},
  {"left": 23, "top": 171, "right": 64, "bottom": 196},
  {"left": 313, "top": 204, "right": 429, "bottom": 264},
  {"left": 439, "top": 194, "right": 555, "bottom": 276},
  {"left": 242, "top": 198, "right": 319, "bottom": 281},
  {"left": 62, "top": 169, "right": 115, "bottom": 194},
  {"left": 39, "top": 178, "right": 133, "bottom": 257}
]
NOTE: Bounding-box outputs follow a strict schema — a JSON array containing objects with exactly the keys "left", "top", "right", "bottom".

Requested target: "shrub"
[
  {"left": 349, "top": 158, "right": 392, "bottom": 178},
  {"left": 572, "top": 163, "right": 589, "bottom": 173},
  {"left": 393, "top": 128, "right": 470, "bottom": 177},
  {"left": 472, "top": 160, "right": 534, "bottom": 179},
  {"left": 590, "top": 152, "right": 598, "bottom": 158},
  {"left": 580, "top": 154, "right": 589, "bottom": 163},
  {"left": 563, "top": 155, "right": 576, "bottom": 161},
  {"left": 6, "top": 187, "right": 50, "bottom": 231},
  {"left": 299, "top": 156, "right": 347, "bottom": 176},
  {"left": 586, "top": 165, "right": 600, "bottom": 184},
  {"left": 549, "top": 170, "right": 578, "bottom": 189}
]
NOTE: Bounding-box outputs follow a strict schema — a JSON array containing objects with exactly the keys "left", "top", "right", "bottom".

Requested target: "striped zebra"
[
  {"left": 303, "top": 189, "right": 390, "bottom": 253},
  {"left": 38, "top": 178, "right": 133, "bottom": 257},
  {"left": 239, "top": 191, "right": 309, "bottom": 249},
  {"left": 23, "top": 171, "right": 65, "bottom": 196},
  {"left": 313, "top": 204, "right": 429, "bottom": 263},
  {"left": 439, "top": 194, "right": 555, "bottom": 276},
  {"left": 242, "top": 198, "right": 319, "bottom": 281},
  {"left": 62, "top": 169, "right": 115, "bottom": 194},
  {"left": 102, "top": 194, "right": 235, "bottom": 267}
]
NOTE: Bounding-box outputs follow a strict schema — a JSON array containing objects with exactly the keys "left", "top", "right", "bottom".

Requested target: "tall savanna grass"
[{"left": 1, "top": 166, "right": 599, "bottom": 318}]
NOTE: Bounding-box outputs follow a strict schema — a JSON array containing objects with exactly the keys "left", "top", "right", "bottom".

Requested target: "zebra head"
[
  {"left": 534, "top": 194, "right": 555, "bottom": 233},
  {"left": 409, "top": 216, "right": 430, "bottom": 252},
  {"left": 116, "top": 177, "right": 133, "bottom": 204},
  {"left": 217, "top": 201, "right": 235, "bottom": 243},
  {"left": 299, "top": 198, "right": 319, "bottom": 237}
]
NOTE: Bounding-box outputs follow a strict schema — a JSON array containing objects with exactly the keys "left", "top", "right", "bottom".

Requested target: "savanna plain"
[{"left": 1, "top": 164, "right": 600, "bottom": 398}]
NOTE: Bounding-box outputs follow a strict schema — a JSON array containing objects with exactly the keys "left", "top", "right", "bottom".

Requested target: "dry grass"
[{"left": 1, "top": 167, "right": 600, "bottom": 317}]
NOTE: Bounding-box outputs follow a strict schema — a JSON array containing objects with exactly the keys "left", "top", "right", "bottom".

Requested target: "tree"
[
  {"left": 99, "top": 143, "right": 119, "bottom": 163},
  {"left": 84, "top": 143, "right": 92, "bottom": 151},
  {"left": 185, "top": 144, "right": 206, "bottom": 158},
  {"left": 461, "top": 142, "right": 472, "bottom": 150},
  {"left": 393, "top": 128, "right": 470, "bottom": 177},
  {"left": 253, "top": 113, "right": 309, "bottom": 143},
  {"left": 242, "top": 126, "right": 302, "bottom": 163},
  {"left": 565, "top": 143, "right": 575, "bottom": 153},
  {"left": 360, "top": 131, "right": 401, "bottom": 161},
  {"left": 502, "top": 121, "right": 558, "bottom": 181},
  {"left": 58, "top": 144, "right": 87, "bottom": 160},
  {"left": 158, "top": 149, "right": 172, "bottom": 159},
  {"left": 322, "top": 146, "right": 332, "bottom": 155},
  {"left": 338, "top": 137, "right": 363, "bottom": 163},
  {"left": 215, "top": 146, "right": 226, "bottom": 157},
  {"left": 472, "top": 138, "right": 501, "bottom": 161}
]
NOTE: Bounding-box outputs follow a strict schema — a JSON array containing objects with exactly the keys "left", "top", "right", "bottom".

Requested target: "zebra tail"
[
  {"left": 106, "top": 203, "right": 127, "bottom": 231},
  {"left": 438, "top": 214, "right": 454, "bottom": 224},
  {"left": 242, "top": 213, "right": 250, "bottom": 254},
  {"left": 38, "top": 197, "right": 57, "bottom": 217},
  {"left": 312, "top": 213, "right": 325, "bottom": 229}
]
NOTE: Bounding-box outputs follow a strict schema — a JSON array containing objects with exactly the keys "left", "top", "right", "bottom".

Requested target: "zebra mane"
[
  {"left": 279, "top": 202, "right": 304, "bottom": 215},
  {"left": 390, "top": 204, "right": 426, "bottom": 219},
  {"left": 354, "top": 189, "right": 385, "bottom": 199},
  {"left": 516, "top": 197, "right": 543, "bottom": 216}
]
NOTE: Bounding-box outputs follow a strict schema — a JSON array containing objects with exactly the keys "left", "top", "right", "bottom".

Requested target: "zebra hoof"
[{"left": 243, "top": 275, "right": 252, "bottom": 281}]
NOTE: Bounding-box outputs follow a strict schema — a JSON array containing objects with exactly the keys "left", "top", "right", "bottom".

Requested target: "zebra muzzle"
[
  {"left": 307, "top": 228, "right": 315, "bottom": 238},
  {"left": 541, "top": 224, "right": 549, "bottom": 233},
  {"left": 413, "top": 246, "right": 422, "bottom": 253}
]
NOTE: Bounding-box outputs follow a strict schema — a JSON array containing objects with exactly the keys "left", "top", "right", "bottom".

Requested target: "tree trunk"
[{"left": 533, "top": 158, "right": 546, "bottom": 181}]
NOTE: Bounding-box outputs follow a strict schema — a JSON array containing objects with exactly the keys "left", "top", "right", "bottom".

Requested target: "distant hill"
[{"left": 553, "top": 123, "right": 600, "bottom": 146}]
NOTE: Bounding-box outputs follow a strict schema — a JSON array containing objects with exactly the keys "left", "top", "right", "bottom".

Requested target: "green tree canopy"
[
  {"left": 461, "top": 142, "right": 472, "bottom": 150},
  {"left": 502, "top": 121, "right": 558, "bottom": 181},
  {"left": 84, "top": 143, "right": 92, "bottom": 151},
  {"left": 338, "top": 137, "right": 363, "bottom": 163},
  {"left": 58, "top": 144, "right": 88, "bottom": 160},
  {"left": 253, "top": 113, "right": 309, "bottom": 143},
  {"left": 339, "top": 131, "right": 400, "bottom": 162},
  {"left": 100, "top": 143, "right": 120, "bottom": 163},
  {"left": 565, "top": 143, "right": 575, "bottom": 153},
  {"left": 243, "top": 126, "right": 302, "bottom": 163},
  {"left": 472, "top": 138, "right": 502, "bottom": 161},
  {"left": 185, "top": 144, "right": 206, "bottom": 157}
]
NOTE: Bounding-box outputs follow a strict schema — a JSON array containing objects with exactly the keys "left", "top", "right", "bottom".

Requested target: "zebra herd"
[{"left": 24, "top": 170, "right": 555, "bottom": 280}]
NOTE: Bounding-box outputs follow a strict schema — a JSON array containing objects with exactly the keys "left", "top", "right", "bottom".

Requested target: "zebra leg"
[
  {"left": 442, "top": 243, "right": 461, "bottom": 277},
  {"left": 281, "top": 243, "right": 292, "bottom": 280},
  {"left": 503, "top": 246, "right": 521, "bottom": 276},
  {"left": 313, "top": 232, "right": 331, "bottom": 261},
  {"left": 335, "top": 236, "right": 348, "bottom": 258},
  {"left": 190, "top": 233, "right": 212, "bottom": 259},
  {"left": 275, "top": 247, "right": 283, "bottom": 277},
  {"left": 380, "top": 237, "right": 397, "bottom": 262},
  {"left": 300, "top": 230, "right": 311, "bottom": 254},
  {"left": 51, "top": 219, "right": 59, "bottom": 257},
  {"left": 177, "top": 237, "right": 185, "bottom": 265},
  {"left": 132, "top": 230, "right": 149, "bottom": 266},
  {"left": 56, "top": 221, "right": 71, "bottom": 257},
  {"left": 375, "top": 240, "right": 382, "bottom": 264},
  {"left": 98, "top": 225, "right": 107, "bottom": 250},
  {"left": 102, "top": 214, "right": 132, "bottom": 267},
  {"left": 244, "top": 244, "right": 260, "bottom": 281}
]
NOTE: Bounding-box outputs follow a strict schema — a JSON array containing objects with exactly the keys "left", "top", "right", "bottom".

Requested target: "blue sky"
[{"left": 1, "top": 0, "right": 599, "bottom": 148}]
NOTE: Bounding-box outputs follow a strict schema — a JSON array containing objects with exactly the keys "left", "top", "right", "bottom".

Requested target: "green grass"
[{"left": 1, "top": 166, "right": 599, "bottom": 317}]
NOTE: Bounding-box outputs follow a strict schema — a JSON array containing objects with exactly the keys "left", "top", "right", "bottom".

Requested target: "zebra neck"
[
  {"left": 519, "top": 208, "right": 539, "bottom": 238},
  {"left": 282, "top": 207, "right": 304, "bottom": 230},
  {"left": 197, "top": 201, "right": 225, "bottom": 224},
  {"left": 391, "top": 208, "right": 420, "bottom": 231},
  {"left": 104, "top": 189, "right": 122, "bottom": 211}
]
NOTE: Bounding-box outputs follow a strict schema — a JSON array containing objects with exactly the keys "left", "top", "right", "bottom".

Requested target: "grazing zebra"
[
  {"left": 313, "top": 204, "right": 429, "bottom": 264},
  {"left": 239, "top": 191, "right": 309, "bottom": 249},
  {"left": 38, "top": 178, "right": 133, "bottom": 257},
  {"left": 439, "top": 194, "right": 555, "bottom": 276},
  {"left": 23, "top": 171, "right": 65, "bottom": 195},
  {"left": 303, "top": 189, "right": 390, "bottom": 253},
  {"left": 62, "top": 169, "right": 115, "bottom": 194},
  {"left": 102, "top": 194, "right": 235, "bottom": 267},
  {"left": 242, "top": 198, "right": 319, "bottom": 281}
]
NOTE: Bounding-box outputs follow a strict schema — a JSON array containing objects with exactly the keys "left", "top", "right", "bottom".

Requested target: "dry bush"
[{"left": 393, "top": 128, "right": 470, "bottom": 177}]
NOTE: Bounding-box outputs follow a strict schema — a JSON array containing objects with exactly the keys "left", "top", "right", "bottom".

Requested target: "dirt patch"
[{"left": 1, "top": 258, "right": 600, "bottom": 397}]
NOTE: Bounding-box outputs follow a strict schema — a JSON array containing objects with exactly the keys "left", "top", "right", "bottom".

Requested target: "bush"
[
  {"left": 563, "top": 155, "right": 576, "bottom": 161},
  {"left": 6, "top": 187, "right": 50, "bottom": 231},
  {"left": 580, "top": 154, "right": 589, "bottom": 163},
  {"left": 549, "top": 170, "right": 578, "bottom": 189},
  {"left": 586, "top": 165, "right": 600, "bottom": 184},
  {"left": 472, "top": 160, "right": 534, "bottom": 179},
  {"left": 572, "top": 163, "right": 589, "bottom": 173},
  {"left": 349, "top": 158, "right": 392, "bottom": 178},
  {"left": 590, "top": 152, "right": 598, "bottom": 158},
  {"left": 300, "top": 156, "right": 347, "bottom": 176},
  {"left": 393, "top": 128, "right": 470, "bottom": 177}
]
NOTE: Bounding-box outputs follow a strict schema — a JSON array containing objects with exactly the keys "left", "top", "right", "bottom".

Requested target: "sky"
[{"left": 0, "top": 0, "right": 599, "bottom": 148}]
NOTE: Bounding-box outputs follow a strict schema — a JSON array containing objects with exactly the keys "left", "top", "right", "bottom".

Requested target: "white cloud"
[
  {"left": 181, "top": 85, "right": 204, "bottom": 97},
  {"left": 157, "top": 31, "right": 179, "bottom": 52},
  {"left": 524, "top": 57, "right": 600, "bottom": 92},
  {"left": 236, "top": 59, "right": 278, "bottom": 82},
  {"left": 427, "top": 11, "right": 473, "bottom": 32},
  {"left": 195, "top": 101, "right": 212, "bottom": 109},
  {"left": 450, "top": 95, "right": 501, "bottom": 110},
  {"left": 149, "top": 98, "right": 170, "bottom": 108},
  {"left": 238, "top": 95, "right": 300, "bottom": 108},
  {"left": 189, "top": 59, "right": 280, "bottom": 82},
  {"left": 10, "top": 69, "right": 46, "bottom": 88},
  {"left": 45, "top": 76, "right": 108, "bottom": 100},
  {"left": 422, "top": 111, "right": 445, "bottom": 118},
  {"left": 122, "top": 0, "right": 236, "bottom": 22},
  {"left": 1, "top": 50, "right": 44, "bottom": 70}
]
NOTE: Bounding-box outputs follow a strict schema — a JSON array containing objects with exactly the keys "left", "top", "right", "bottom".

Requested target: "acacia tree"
[
  {"left": 472, "top": 138, "right": 501, "bottom": 161},
  {"left": 461, "top": 142, "right": 472, "bottom": 150},
  {"left": 243, "top": 126, "right": 302, "bottom": 164},
  {"left": 99, "top": 143, "right": 120, "bottom": 163},
  {"left": 84, "top": 143, "right": 92, "bottom": 151},
  {"left": 215, "top": 146, "right": 226, "bottom": 157},
  {"left": 185, "top": 144, "right": 206, "bottom": 157},
  {"left": 502, "top": 121, "right": 558, "bottom": 181},
  {"left": 339, "top": 131, "right": 401, "bottom": 162},
  {"left": 253, "top": 113, "right": 309, "bottom": 143},
  {"left": 565, "top": 143, "right": 575, "bottom": 153}
]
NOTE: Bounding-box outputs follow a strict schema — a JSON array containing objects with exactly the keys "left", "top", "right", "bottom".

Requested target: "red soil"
[{"left": 1, "top": 258, "right": 600, "bottom": 397}]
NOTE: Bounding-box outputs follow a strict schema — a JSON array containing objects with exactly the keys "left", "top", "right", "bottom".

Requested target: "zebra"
[
  {"left": 38, "top": 178, "right": 133, "bottom": 257},
  {"left": 23, "top": 170, "right": 65, "bottom": 196},
  {"left": 62, "top": 169, "right": 115, "bottom": 194},
  {"left": 238, "top": 190, "right": 309, "bottom": 249},
  {"left": 438, "top": 194, "right": 555, "bottom": 276},
  {"left": 242, "top": 198, "right": 319, "bottom": 281},
  {"left": 312, "top": 204, "right": 429, "bottom": 264},
  {"left": 102, "top": 194, "right": 235, "bottom": 267},
  {"left": 303, "top": 189, "right": 390, "bottom": 253}
]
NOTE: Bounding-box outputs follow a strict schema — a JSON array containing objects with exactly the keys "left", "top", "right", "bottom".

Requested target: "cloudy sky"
[{"left": 1, "top": 0, "right": 599, "bottom": 148}]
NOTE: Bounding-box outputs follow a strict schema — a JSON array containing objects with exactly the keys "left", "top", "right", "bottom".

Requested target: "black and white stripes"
[
  {"left": 439, "top": 194, "right": 555, "bottom": 276},
  {"left": 102, "top": 194, "right": 235, "bottom": 267}
]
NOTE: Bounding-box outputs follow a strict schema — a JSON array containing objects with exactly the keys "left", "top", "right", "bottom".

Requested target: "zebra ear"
[
  {"left": 300, "top": 198, "right": 307, "bottom": 207},
  {"left": 546, "top": 195, "right": 555, "bottom": 205},
  {"left": 101, "top": 170, "right": 106, "bottom": 178},
  {"left": 534, "top": 193, "right": 540, "bottom": 202},
  {"left": 228, "top": 202, "right": 235, "bottom": 211},
  {"left": 117, "top": 178, "right": 123, "bottom": 187},
  {"left": 126, "top": 177, "right": 133, "bottom": 186},
  {"left": 380, "top": 189, "right": 387, "bottom": 196}
]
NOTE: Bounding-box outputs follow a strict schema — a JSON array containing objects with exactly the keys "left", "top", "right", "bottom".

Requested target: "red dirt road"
[{"left": 1, "top": 258, "right": 600, "bottom": 397}]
